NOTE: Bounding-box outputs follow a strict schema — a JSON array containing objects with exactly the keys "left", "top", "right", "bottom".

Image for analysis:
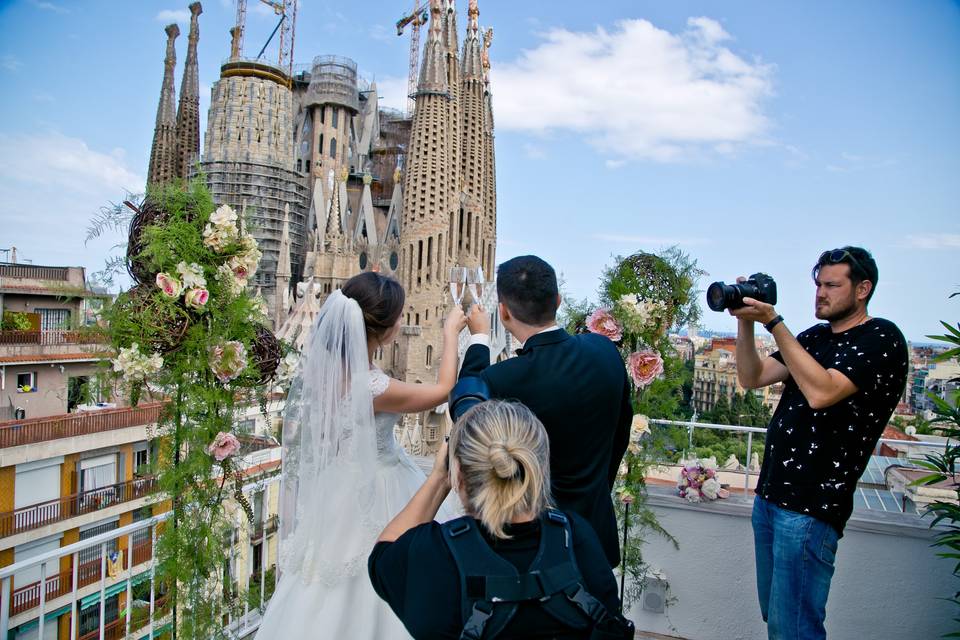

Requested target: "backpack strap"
[
  {"left": 442, "top": 511, "right": 631, "bottom": 639},
  {"left": 441, "top": 516, "right": 522, "bottom": 640}
]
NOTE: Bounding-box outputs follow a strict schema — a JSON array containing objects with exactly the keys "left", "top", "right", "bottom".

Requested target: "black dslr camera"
[
  {"left": 706, "top": 273, "right": 777, "bottom": 312},
  {"left": 448, "top": 377, "right": 490, "bottom": 421}
]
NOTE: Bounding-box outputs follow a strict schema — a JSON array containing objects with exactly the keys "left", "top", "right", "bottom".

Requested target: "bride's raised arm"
[{"left": 373, "top": 307, "right": 467, "bottom": 414}]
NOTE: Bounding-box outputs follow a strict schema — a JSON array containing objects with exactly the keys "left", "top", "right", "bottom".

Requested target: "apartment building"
[
  {"left": 0, "top": 262, "right": 283, "bottom": 639},
  {"left": 692, "top": 337, "right": 780, "bottom": 416}
]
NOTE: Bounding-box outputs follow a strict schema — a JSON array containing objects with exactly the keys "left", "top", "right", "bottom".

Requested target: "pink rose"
[
  {"left": 627, "top": 350, "right": 664, "bottom": 388},
  {"left": 586, "top": 308, "right": 623, "bottom": 342},
  {"left": 155, "top": 272, "right": 182, "bottom": 298},
  {"left": 207, "top": 431, "right": 241, "bottom": 461},
  {"left": 184, "top": 287, "right": 209, "bottom": 309}
]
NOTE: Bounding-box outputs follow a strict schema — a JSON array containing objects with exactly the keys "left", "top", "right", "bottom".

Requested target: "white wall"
[{"left": 626, "top": 489, "right": 957, "bottom": 640}]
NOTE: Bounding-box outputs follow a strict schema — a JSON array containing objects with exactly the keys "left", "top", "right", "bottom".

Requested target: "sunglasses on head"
[{"left": 818, "top": 249, "right": 867, "bottom": 279}]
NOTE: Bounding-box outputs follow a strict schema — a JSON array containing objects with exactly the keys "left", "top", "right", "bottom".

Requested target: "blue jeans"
[{"left": 752, "top": 497, "right": 839, "bottom": 640}]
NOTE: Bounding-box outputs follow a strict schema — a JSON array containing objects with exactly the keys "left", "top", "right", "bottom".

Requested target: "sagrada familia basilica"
[{"left": 146, "top": 0, "right": 506, "bottom": 450}]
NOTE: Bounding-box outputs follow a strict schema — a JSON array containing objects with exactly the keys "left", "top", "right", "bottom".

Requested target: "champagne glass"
[
  {"left": 466, "top": 267, "right": 484, "bottom": 305},
  {"left": 449, "top": 266, "right": 466, "bottom": 306}
]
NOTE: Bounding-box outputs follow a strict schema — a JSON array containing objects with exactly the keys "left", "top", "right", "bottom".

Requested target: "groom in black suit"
[{"left": 459, "top": 255, "right": 632, "bottom": 567}]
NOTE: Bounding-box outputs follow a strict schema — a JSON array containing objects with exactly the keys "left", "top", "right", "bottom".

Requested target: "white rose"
[
  {"left": 209, "top": 204, "right": 238, "bottom": 227},
  {"left": 176, "top": 262, "right": 207, "bottom": 289},
  {"left": 701, "top": 477, "right": 721, "bottom": 500}
]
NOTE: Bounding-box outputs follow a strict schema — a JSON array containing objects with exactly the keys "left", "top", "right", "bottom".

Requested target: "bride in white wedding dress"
[{"left": 255, "top": 272, "right": 466, "bottom": 640}]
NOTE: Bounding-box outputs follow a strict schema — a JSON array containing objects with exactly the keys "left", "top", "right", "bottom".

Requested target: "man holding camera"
[{"left": 728, "top": 247, "right": 908, "bottom": 640}]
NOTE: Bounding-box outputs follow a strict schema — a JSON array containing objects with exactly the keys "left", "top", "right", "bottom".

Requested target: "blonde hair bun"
[{"left": 488, "top": 442, "right": 519, "bottom": 479}]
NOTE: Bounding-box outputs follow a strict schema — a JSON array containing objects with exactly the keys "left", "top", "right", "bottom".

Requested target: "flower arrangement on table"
[
  {"left": 99, "top": 179, "right": 294, "bottom": 637},
  {"left": 677, "top": 459, "right": 730, "bottom": 503}
]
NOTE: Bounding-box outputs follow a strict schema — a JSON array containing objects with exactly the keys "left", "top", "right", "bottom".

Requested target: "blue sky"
[{"left": 0, "top": 0, "right": 957, "bottom": 342}]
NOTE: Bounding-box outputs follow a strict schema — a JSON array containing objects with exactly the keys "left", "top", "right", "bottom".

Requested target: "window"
[
  {"left": 330, "top": 137, "right": 337, "bottom": 159},
  {"left": 134, "top": 446, "right": 150, "bottom": 475},
  {"left": 332, "top": 108, "right": 339, "bottom": 129},
  {"left": 426, "top": 345, "right": 433, "bottom": 367},
  {"left": 16, "top": 372, "right": 37, "bottom": 393},
  {"left": 78, "top": 519, "right": 119, "bottom": 570},
  {"left": 296, "top": 159, "right": 302, "bottom": 172},
  {"left": 37, "top": 308, "right": 69, "bottom": 331}
]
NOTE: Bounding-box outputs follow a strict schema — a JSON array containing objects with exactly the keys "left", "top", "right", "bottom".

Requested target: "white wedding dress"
[{"left": 255, "top": 290, "right": 456, "bottom": 640}]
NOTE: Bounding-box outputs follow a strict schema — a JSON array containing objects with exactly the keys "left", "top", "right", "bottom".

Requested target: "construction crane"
[
  {"left": 233, "top": 0, "right": 298, "bottom": 79},
  {"left": 396, "top": 1, "right": 429, "bottom": 116}
]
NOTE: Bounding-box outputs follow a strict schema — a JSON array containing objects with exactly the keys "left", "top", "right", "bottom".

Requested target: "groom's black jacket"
[{"left": 460, "top": 329, "right": 632, "bottom": 567}]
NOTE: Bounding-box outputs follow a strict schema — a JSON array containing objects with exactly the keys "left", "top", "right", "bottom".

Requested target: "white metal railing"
[
  {"left": 0, "top": 473, "right": 282, "bottom": 639},
  {"left": 648, "top": 418, "right": 946, "bottom": 493},
  {"left": 0, "top": 512, "right": 169, "bottom": 640}
]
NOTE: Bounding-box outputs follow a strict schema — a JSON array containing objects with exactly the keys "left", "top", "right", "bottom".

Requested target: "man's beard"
[{"left": 815, "top": 294, "right": 858, "bottom": 322}]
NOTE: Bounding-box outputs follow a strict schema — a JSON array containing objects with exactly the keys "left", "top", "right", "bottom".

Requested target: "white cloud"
[
  {"left": 902, "top": 234, "right": 960, "bottom": 250},
  {"left": 0, "top": 133, "right": 144, "bottom": 278},
  {"left": 373, "top": 75, "right": 410, "bottom": 113},
  {"left": 1, "top": 55, "right": 22, "bottom": 72},
  {"left": 825, "top": 151, "right": 895, "bottom": 173},
  {"left": 0, "top": 133, "right": 143, "bottom": 197},
  {"left": 491, "top": 17, "right": 774, "bottom": 163},
  {"left": 523, "top": 143, "right": 546, "bottom": 159},
  {"left": 29, "top": 0, "right": 69, "bottom": 13},
  {"left": 369, "top": 24, "right": 394, "bottom": 43},
  {"left": 155, "top": 9, "right": 191, "bottom": 24},
  {"left": 593, "top": 233, "right": 711, "bottom": 247}
]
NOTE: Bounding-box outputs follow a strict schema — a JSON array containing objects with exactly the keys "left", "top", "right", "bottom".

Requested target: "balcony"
[
  {"left": 0, "top": 476, "right": 159, "bottom": 539},
  {"left": 10, "top": 538, "right": 155, "bottom": 617},
  {"left": 0, "top": 402, "right": 165, "bottom": 449},
  {"left": 0, "top": 329, "right": 108, "bottom": 363},
  {"left": 0, "top": 330, "right": 106, "bottom": 346},
  {"left": 0, "top": 475, "right": 282, "bottom": 639},
  {"left": 250, "top": 515, "right": 279, "bottom": 542}
]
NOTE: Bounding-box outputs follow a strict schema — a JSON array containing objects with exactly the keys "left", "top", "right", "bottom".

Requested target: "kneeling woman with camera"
[{"left": 368, "top": 400, "right": 633, "bottom": 639}]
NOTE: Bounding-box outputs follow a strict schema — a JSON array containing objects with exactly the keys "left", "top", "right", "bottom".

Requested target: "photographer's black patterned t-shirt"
[{"left": 756, "top": 317, "right": 908, "bottom": 534}]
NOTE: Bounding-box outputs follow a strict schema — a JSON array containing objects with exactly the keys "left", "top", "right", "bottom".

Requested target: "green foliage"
[
  {"left": 575, "top": 248, "right": 703, "bottom": 608},
  {"left": 99, "top": 179, "right": 280, "bottom": 639},
  {"left": 1, "top": 311, "right": 31, "bottom": 331},
  {"left": 912, "top": 294, "right": 960, "bottom": 636}
]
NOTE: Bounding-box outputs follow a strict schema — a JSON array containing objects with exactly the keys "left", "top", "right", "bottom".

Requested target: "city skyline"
[{"left": 0, "top": 0, "right": 957, "bottom": 342}]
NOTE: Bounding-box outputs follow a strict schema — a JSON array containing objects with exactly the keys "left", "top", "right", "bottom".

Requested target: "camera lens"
[{"left": 706, "top": 282, "right": 730, "bottom": 312}]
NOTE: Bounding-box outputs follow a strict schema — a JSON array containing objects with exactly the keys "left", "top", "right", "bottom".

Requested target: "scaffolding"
[
  {"left": 201, "top": 160, "right": 310, "bottom": 289},
  {"left": 304, "top": 55, "right": 359, "bottom": 112}
]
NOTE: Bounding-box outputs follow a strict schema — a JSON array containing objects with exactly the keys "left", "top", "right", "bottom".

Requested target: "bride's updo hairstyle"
[
  {"left": 450, "top": 400, "right": 553, "bottom": 538},
  {"left": 340, "top": 272, "right": 405, "bottom": 342}
]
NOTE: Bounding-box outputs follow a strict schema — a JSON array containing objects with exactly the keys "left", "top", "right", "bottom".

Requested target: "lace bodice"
[{"left": 370, "top": 367, "right": 403, "bottom": 461}]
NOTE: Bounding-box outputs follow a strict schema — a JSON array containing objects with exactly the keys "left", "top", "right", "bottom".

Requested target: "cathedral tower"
[
  {"left": 458, "top": 0, "right": 486, "bottom": 271},
  {"left": 147, "top": 24, "right": 180, "bottom": 187},
  {"left": 175, "top": 2, "right": 203, "bottom": 179}
]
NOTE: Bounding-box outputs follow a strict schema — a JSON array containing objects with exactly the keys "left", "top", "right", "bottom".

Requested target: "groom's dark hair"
[{"left": 496, "top": 256, "right": 559, "bottom": 326}]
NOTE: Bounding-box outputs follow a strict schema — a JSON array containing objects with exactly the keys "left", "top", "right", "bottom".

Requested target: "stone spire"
[
  {"left": 396, "top": 0, "right": 457, "bottom": 387},
  {"left": 324, "top": 170, "right": 346, "bottom": 253},
  {"left": 417, "top": 0, "right": 449, "bottom": 95},
  {"left": 444, "top": 0, "right": 461, "bottom": 244},
  {"left": 147, "top": 23, "right": 180, "bottom": 187},
  {"left": 275, "top": 204, "right": 292, "bottom": 328},
  {"left": 481, "top": 26, "right": 497, "bottom": 278},
  {"left": 459, "top": 0, "right": 485, "bottom": 268},
  {"left": 175, "top": 2, "right": 203, "bottom": 179}
]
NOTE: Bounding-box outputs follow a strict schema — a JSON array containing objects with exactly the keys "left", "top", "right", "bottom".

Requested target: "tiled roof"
[
  {"left": 0, "top": 352, "right": 110, "bottom": 364},
  {"left": 881, "top": 425, "right": 918, "bottom": 442}
]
